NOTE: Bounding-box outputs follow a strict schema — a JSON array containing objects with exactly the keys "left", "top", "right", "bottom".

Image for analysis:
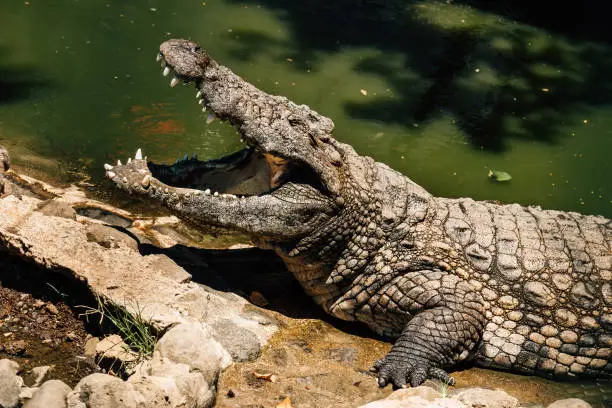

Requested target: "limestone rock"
[
  {"left": 0, "top": 359, "right": 21, "bottom": 408},
  {"left": 385, "top": 385, "right": 443, "bottom": 401},
  {"left": 156, "top": 323, "right": 231, "bottom": 384},
  {"left": 66, "top": 373, "right": 140, "bottom": 408},
  {"left": 23, "top": 380, "right": 71, "bottom": 408},
  {"left": 360, "top": 396, "right": 462, "bottom": 408},
  {"left": 546, "top": 399, "right": 592, "bottom": 408},
  {"left": 452, "top": 387, "right": 519, "bottom": 408},
  {"left": 211, "top": 319, "right": 262, "bottom": 361}
]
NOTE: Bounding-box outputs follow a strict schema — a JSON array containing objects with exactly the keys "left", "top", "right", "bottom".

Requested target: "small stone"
[
  {"left": 30, "top": 366, "right": 52, "bottom": 387},
  {"left": 45, "top": 304, "right": 59, "bottom": 315}
]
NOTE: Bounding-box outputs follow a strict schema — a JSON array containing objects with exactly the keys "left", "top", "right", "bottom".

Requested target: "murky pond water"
[{"left": 0, "top": 0, "right": 610, "bottom": 405}]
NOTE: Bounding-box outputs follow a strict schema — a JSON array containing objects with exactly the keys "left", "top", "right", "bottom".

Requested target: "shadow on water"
[
  {"left": 0, "top": 48, "right": 49, "bottom": 105},
  {"left": 225, "top": 0, "right": 612, "bottom": 152}
]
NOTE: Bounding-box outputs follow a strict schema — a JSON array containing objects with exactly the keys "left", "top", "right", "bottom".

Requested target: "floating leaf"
[{"left": 488, "top": 169, "right": 512, "bottom": 182}]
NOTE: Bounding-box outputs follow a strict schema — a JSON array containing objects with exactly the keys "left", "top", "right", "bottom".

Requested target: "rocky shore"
[{"left": 0, "top": 153, "right": 603, "bottom": 407}]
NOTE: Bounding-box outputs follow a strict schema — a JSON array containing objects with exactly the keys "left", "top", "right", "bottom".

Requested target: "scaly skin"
[
  {"left": 0, "top": 145, "right": 9, "bottom": 195},
  {"left": 106, "top": 39, "right": 611, "bottom": 388}
]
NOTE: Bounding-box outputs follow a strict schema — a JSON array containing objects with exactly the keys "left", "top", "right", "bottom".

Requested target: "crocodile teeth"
[
  {"left": 104, "top": 163, "right": 113, "bottom": 171},
  {"left": 128, "top": 157, "right": 132, "bottom": 164},
  {"left": 201, "top": 107, "right": 207, "bottom": 112},
  {"left": 135, "top": 148, "right": 143, "bottom": 160},
  {"left": 183, "top": 154, "right": 188, "bottom": 161},
  {"left": 106, "top": 171, "right": 116, "bottom": 179},
  {"left": 170, "top": 77, "right": 180, "bottom": 87},
  {"left": 196, "top": 91, "right": 202, "bottom": 99},
  {"left": 204, "top": 189, "right": 211, "bottom": 195},
  {"left": 198, "top": 99, "right": 204, "bottom": 105},
  {"left": 213, "top": 191, "right": 219, "bottom": 196},
  {"left": 117, "top": 159, "right": 122, "bottom": 166},
  {"left": 163, "top": 67, "right": 171, "bottom": 77},
  {"left": 192, "top": 153, "right": 197, "bottom": 160},
  {"left": 141, "top": 175, "right": 150, "bottom": 187},
  {"left": 156, "top": 53, "right": 162, "bottom": 62}
]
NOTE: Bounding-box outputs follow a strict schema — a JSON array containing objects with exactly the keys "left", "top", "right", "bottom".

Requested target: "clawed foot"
[{"left": 372, "top": 356, "right": 455, "bottom": 389}]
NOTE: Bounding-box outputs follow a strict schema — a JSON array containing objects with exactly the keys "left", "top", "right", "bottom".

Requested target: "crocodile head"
[{"left": 105, "top": 39, "right": 348, "bottom": 249}]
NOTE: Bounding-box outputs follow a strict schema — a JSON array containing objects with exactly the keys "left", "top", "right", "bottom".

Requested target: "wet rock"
[
  {"left": 66, "top": 373, "right": 141, "bottom": 408},
  {"left": 23, "top": 379, "right": 71, "bottom": 408},
  {"left": 0, "top": 359, "right": 22, "bottom": 408},
  {"left": 174, "top": 372, "right": 215, "bottom": 408},
  {"left": 4, "top": 340, "right": 28, "bottom": 356},
  {"left": 452, "top": 387, "right": 519, "bottom": 408},
  {"left": 30, "top": 365, "right": 52, "bottom": 387},
  {"left": 156, "top": 322, "right": 231, "bottom": 384},
  {"left": 211, "top": 319, "right": 262, "bottom": 362},
  {"left": 546, "top": 399, "right": 592, "bottom": 408}
]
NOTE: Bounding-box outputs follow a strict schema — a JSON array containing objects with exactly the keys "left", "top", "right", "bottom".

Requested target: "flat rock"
[
  {"left": 96, "top": 334, "right": 138, "bottom": 365},
  {"left": 0, "top": 359, "right": 21, "bottom": 408},
  {"left": 24, "top": 380, "right": 71, "bottom": 408},
  {"left": 30, "top": 366, "right": 53, "bottom": 387}
]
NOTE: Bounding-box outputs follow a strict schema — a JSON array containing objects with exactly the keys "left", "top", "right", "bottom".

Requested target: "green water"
[
  {"left": 0, "top": 1, "right": 610, "bottom": 217},
  {"left": 0, "top": 1, "right": 610, "bottom": 405}
]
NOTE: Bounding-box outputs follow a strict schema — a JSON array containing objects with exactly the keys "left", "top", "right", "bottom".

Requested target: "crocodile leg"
[{"left": 374, "top": 305, "right": 484, "bottom": 387}]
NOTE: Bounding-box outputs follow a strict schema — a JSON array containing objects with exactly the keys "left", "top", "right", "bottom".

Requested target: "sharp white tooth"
[
  {"left": 135, "top": 148, "right": 143, "bottom": 160},
  {"left": 117, "top": 159, "right": 122, "bottom": 166},
  {"left": 213, "top": 191, "right": 219, "bottom": 196},
  {"left": 201, "top": 107, "right": 207, "bottom": 112},
  {"left": 196, "top": 91, "right": 202, "bottom": 99},
  {"left": 104, "top": 163, "right": 113, "bottom": 171},
  {"left": 128, "top": 157, "right": 132, "bottom": 164},
  {"left": 107, "top": 171, "right": 116, "bottom": 179},
  {"left": 204, "top": 189, "right": 211, "bottom": 195},
  {"left": 206, "top": 113, "right": 216, "bottom": 124},
  {"left": 198, "top": 99, "right": 204, "bottom": 105},
  {"left": 141, "top": 175, "right": 150, "bottom": 187},
  {"left": 164, "top": 188, "right": 169, "bottom": 193},
  {"left": 239, "top": 138, "right": 244, "bottom": 143},
  {"left": 163, "top": 67, "right": 171, "bottom": 76},
  {"left": 192, "top": 153, "right": 197, "bottom": 160},
  {"left": 156, "top": 53, "right": 162, "bottom": 62},
  {"left": 183, "top": 154, "right": 188, "bottom": 161},
  {"left": 170, "top": 77, "right": 180, "bottom": 87}
]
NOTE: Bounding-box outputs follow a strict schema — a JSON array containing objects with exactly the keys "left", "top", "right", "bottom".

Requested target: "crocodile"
[
  {"left": 0, "top": 145, "right": 9, "bottom": 194},
  {"left": 105, "top": 39, "right": 612, "bottom": 388}
]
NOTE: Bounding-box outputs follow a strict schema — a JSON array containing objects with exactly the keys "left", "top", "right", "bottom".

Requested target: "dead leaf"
[
  {"left": 252, "top": 371, "right": 278, "bottom": 383},
  {"left": 276, "top": 397, "right": 293, "bottom": 408}
]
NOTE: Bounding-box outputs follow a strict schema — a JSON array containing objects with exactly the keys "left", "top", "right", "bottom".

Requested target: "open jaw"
[{"left": 104, "top": 51, "right": 325, "bottom": 203}]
